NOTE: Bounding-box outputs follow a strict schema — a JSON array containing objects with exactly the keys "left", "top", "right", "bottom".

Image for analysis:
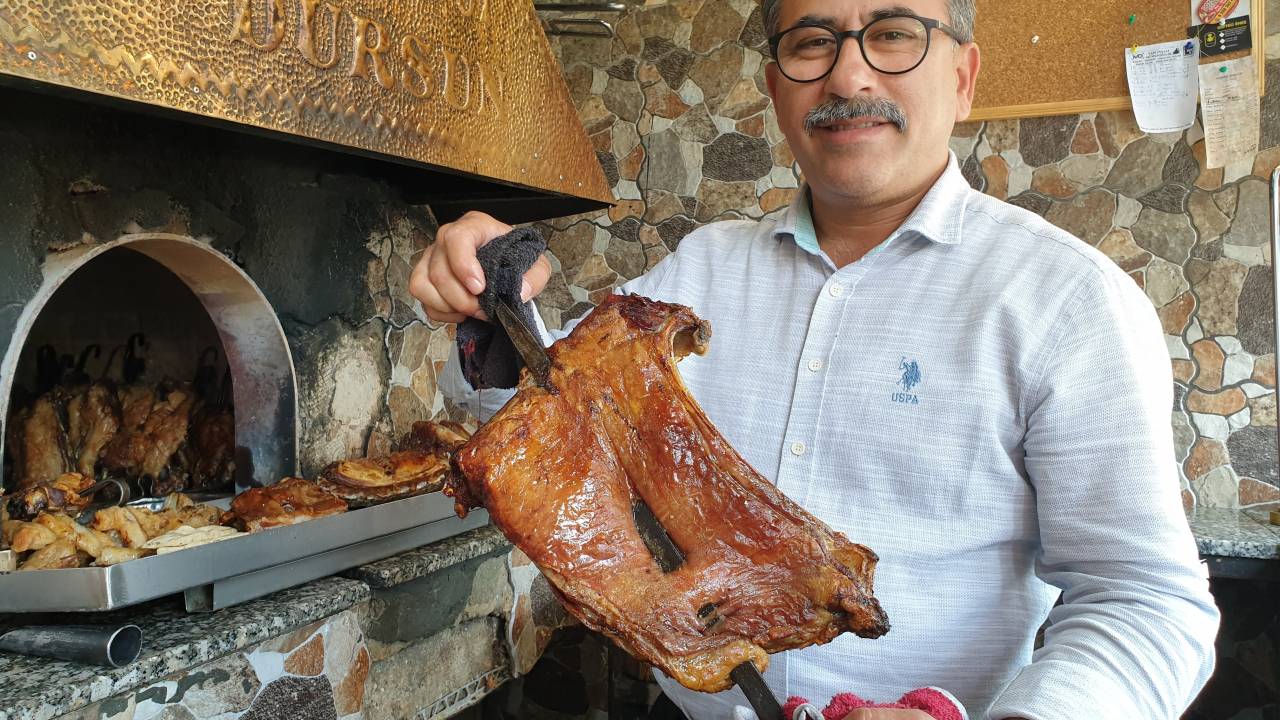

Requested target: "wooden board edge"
[
  {"left": 1256, "top": 0, "right": 1266, "bottom": 96},
  {"left": 968, "top": 97, "right": 1133, "bottom": 121}
]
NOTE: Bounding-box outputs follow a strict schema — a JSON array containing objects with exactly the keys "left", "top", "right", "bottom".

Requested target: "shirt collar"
[{"left": 772, "top": 151, "right": 970, "bottom": 254}]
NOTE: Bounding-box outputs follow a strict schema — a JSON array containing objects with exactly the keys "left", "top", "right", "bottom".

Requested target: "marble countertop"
[
  {"left": 1187, "top": 506, "right": 1280, "bottom": 560},
  {"left": 345, "top": 523, "right": 510, "bottom": 588},
  {"left": 0, "top": 524, "right": 503, "bottom": 720}
]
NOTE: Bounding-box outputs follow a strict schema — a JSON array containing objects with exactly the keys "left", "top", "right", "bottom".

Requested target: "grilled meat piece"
[
  {"left": 90, "top": 506, "right": 154, "bottom": 548},
  {"left": 221, "top": 478, "right": 347, "bottom": 533},
  {"left": 182, "top": 406, "right": 235, "bottom": 491},
  {"left": 64, "top": 383, "right": 122, "bottom": 477},
  {"left": 101, "top": 386, "right": 195, "bottom": 484},
  {"left": 4, "top": 472, "right": 94, "bottom": 521},
  {"left": 8, "top": 396, "right": 72, "bottom": 490},
  {"left": 317, "top": 452, "right": 450, "bottom": 507},
  {"left": 450, "top": 295, "right": 889, "bottom": 693},
  {"left": 3, "top": 519, "right": 58, "bottom": 553},
  {"left": 18, "top": 538, "right": 80, "bottom": 570},
  {"left": 117, "top": 384, "right": 155, "bottom": 429},
  {"left": 35, "top": 512, "right": 117, "bottom": 558},
  {"left": 400, "top": 420, "right": 471, "bottom": 456},
  {"left": 93, "top": 546, "right": 150, "bottom": 566}
]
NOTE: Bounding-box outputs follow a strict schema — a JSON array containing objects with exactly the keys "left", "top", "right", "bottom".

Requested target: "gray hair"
[{"left": 762, "top": 0, "right": 976, "bottom": 45}]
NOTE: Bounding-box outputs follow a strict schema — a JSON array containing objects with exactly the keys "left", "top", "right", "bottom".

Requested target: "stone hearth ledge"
[
  {"left": 345, "top": 524, "right": 510, "bottom": 588},
  {"left": 0, "top": 524, "right": 505, "bottom": 720},
  {"left": 1187, "top": 506, "right": 1280, "bottom": 559}
]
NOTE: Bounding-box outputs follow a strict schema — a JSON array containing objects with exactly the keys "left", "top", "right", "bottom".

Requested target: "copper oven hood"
[{"left": 0, "top": 0, "right": 613, "bottom": 223}]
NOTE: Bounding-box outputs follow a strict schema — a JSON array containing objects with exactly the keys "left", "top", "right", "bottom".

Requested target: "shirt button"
[
  {"left": 808, "top": 358, "right": 823, "bottom": 372},
  {"left": 829, "top": 284, "right": 844, "bottom": 297},
  {"left": 791, "top": 441, "right": 806, "bottom": 456}
]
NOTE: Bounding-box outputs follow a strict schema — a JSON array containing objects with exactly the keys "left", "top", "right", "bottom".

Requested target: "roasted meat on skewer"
[
  {"left": 100, "top": 385, "right": 195, "bottom": 489},
  {"left": 8, "top": 396, "right": 73, "bottom": 490},
  {"left": 64, "top": 383, "right": 122, "bottom": 477},
  {"left": 450, "top": 295, "right": 889, "bottom": 693}
]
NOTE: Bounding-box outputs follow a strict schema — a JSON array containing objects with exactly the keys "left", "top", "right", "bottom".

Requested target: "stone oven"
[{"left": 0, "top": 0, "right": 611, "bottom": 610}]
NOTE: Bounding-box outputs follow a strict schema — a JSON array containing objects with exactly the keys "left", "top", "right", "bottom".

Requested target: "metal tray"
[{"left": 0, "top": 491, "right": 488, "bottom": 613}]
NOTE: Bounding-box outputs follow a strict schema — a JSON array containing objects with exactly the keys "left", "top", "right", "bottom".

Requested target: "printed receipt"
[
  {"left": 1125, "top": 40, "right": 1200, "bottom": 134},
  {"left": 1198, "top": 56, "right": 1260, "bottom": 169}
]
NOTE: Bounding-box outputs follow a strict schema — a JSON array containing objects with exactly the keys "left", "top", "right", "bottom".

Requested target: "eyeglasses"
[{"left": 768, "top": 14, "right": 960, "bottom": 82}]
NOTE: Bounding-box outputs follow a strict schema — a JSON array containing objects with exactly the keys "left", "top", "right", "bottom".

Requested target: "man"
[{"left": 410, "top": 0, "right": 1220, "bottom": 717}]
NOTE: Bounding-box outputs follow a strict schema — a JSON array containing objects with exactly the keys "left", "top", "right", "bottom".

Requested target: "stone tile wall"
[
  {"left": 58, "top": 608, "right": 371, "bottom": 720},
  {"left": 535, "top": 1, "right": 1280, "bottom": 510}
]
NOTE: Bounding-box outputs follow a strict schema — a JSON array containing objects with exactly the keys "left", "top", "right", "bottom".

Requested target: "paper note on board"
[
  {"left": 1125, "top": 40, "right": 1200, "bottom": 133},
  {"left": 1198, "top": 56, "right": 1260, "bottom": 169}
]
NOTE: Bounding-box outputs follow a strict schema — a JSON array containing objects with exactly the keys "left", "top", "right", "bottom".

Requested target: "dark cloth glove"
[{"left": 456, "top": 226, "right": 547, "bottom": 390}]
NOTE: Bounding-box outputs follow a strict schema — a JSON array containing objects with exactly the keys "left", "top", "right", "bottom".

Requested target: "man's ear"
[
  {"left": 765, "top": 61, "right": 780, "bottom": 103},
  {"left": 953, "top": 43, "right": 981, "bottom": 122}
]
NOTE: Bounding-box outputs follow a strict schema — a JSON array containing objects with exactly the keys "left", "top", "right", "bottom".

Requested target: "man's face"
[{"left": 764, "top": 0, "right": 980, "bottom": 205}]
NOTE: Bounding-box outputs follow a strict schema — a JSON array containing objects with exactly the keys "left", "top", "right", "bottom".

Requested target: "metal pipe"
[
  {"left": 534, "top": 2, "right": 625, "bottom": 11},
  {"left": 0, "top": 625, "right": 142, "bottom": 667},
  {"left": 545, "top": 18, "right": 615, "bottom": 37}
]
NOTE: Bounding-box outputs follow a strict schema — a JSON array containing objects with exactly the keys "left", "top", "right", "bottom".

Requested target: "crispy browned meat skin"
[
  {"left": 400, "top": 420, "right": 471, "bottom": 455},
  {"left": 65, "top": 384, "right": 122, "bottom": 477},
  {"left": 5, "top": 472, "right": 93, "bottom": 520},
  {"left": 101, "top": 387, "right": 194, "bottom": 482},
  {"left": 222, "top": 478, "right": 348, "bottom": 533},
  {"left": 12, "top": 396, "right": 72, "bottom": 490},
  {"left": 450, "top": 295, "right": 889, "bottom": 694},
  {"left": 317, "top": 452, "right": 449, "bottom": 507}
]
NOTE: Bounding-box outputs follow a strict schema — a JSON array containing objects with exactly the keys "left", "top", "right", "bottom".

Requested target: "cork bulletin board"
[{"left": 970, "top": 0, "right": 1267, "bottom": 120}]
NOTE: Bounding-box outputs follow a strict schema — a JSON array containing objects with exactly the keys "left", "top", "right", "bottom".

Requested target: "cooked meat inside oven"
[
  {"left": 221, "top": 478, "right": 348, "bottom": 533},
  {"left": 5, "top": 348, "right": 237, "bottom": 496},
  {"left": 450, "top": 294, "right": 889, "bottom": 693},
  {"left": 101, "top": 386, "right": 195, "bottom": 483},
  {"left": 7, "top": 396, "right": 72, "bottom": 490},
  {"left": 65, "top": 383, "right": 122, "bottom": 477}
]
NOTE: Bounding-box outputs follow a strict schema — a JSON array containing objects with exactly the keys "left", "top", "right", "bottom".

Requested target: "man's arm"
[
  {"left": 987, "top": 272, "right": 1219, "bottom": 720},
  {"left": 428, "top": 214, "right": 678, "bottom": 420}
]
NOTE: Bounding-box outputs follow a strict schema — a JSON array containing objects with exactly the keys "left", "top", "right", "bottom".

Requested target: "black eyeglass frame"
[{"left": 767, "top": 14, "right": 961, "bottom": 82}]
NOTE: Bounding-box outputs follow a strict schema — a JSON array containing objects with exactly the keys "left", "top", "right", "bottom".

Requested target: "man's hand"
[
  {"left": 408, "top": 210, "right": 553, "bottom": 323},
  {"left": 841, "top": 711, "right": 933, "bottom": 720}
]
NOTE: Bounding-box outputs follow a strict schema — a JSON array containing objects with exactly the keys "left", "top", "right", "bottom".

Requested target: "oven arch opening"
[{"left": 0, "top": 234, "right": 298, "bottom": 493}]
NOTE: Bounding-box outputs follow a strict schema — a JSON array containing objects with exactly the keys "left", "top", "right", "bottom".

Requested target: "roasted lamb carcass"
[
  {"left": 450, "top": 295, "right": 889, "bottom": 693},
  {"left": 220, "top": 478, "right": 348, "bottom": 533}
]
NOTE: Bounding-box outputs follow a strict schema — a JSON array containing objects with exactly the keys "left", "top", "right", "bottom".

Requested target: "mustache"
[{"left": 803, "top": 97, "right": 908, "bottom": 135}]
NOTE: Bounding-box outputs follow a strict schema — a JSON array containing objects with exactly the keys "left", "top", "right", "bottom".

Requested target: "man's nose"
[{"left": 822, "top": 37, "right": 879, "bottom": 98}]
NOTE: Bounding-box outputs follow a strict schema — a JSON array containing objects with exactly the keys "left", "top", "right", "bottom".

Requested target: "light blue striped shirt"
[{"left": 440, "top": 154, "right": 1218, "bottom": 720}]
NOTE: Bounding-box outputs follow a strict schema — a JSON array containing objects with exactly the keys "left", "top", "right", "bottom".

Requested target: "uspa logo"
[{"left": 893, "top": 357, "right": 921, "bottom": 405}]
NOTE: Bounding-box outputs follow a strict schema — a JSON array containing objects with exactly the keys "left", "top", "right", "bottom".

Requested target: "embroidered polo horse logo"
[{"left": 898, "top": 358, "right": 921, "bottom": 392}]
